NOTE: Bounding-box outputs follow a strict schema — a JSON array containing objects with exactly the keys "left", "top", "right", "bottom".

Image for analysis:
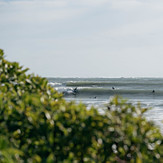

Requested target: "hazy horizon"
[{"left": 1, "top": 0, "right": 163, "bottom": 77}]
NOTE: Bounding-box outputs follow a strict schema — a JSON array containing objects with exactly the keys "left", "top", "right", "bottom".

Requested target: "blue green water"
[{"left": 47, "top": 77, "right": 163, "bottom": 132}]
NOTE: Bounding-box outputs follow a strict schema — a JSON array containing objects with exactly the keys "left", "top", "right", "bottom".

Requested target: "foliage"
[{"left": 0, "top": 49, "right": 163, "bottom": 162}]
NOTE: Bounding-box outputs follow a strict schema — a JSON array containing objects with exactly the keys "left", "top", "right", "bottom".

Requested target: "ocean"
[{"left": 47, "top": 77, "right": 163, "bottom": 132}]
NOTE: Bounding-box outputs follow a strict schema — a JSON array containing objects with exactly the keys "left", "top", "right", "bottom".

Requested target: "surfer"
[
  {"left": 152, "top": 90, "right": 155, "bottom": 93},
  {"left": 73, "top": 87, "right": 78, "bottom": 95},
  {"left": 112, "top": 87, "right": 115, "bottom": 90},
  {"left": 107, "top": 106, "right": 111, "bottom": 110}
]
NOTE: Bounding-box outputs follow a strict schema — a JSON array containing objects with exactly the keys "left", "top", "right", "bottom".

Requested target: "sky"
[{"left": 1, "top": 0, "right": 163, "bottom": 77}]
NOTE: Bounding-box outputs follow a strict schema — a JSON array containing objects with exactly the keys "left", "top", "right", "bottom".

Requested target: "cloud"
[
  {"left": 0, "top": 0, "right": 159, "bottom": 25},
  {"left": 1, "top": 0, "right": 163, "bottom": 77},
  {"left": 0, "top": 0, "right": 89, "bottom": 25},
  {"left": 110, "top": 0, "right": 143, "bottom": 9},
  {"left": 101, "top": 18, "right": 163, "bottom": 38}
]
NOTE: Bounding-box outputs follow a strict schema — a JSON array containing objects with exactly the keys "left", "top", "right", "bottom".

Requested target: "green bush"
[{"left": 0, "top": 49, "right": 163, "bottom": 162}]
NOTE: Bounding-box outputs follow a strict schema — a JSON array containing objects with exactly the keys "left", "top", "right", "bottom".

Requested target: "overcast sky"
[{"left": 1, "top": 0, "right": 163, "bottom": 77}]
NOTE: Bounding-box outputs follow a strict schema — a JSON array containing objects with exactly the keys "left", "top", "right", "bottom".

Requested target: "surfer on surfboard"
[{"left": 73, "top": 87, "right": 78, "bottom": 95}]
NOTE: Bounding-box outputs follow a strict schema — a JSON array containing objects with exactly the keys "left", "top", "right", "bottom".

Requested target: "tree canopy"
[{"left": 0, "top": 49, "right": 163, "bottom": 163}]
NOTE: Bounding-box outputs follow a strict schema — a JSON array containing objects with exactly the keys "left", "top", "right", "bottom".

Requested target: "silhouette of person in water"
[
  {"left": 152, "top": 90, "right": 155, "bottom": 93},
  {"left": 73, "top": 87, "right": 78, "bottom": 95},
  {"left": 112, "top": 87, "right": 115, "bottom": 90},
  {"left": 107, "top": 106, "right": 111, "bottom": 110}
]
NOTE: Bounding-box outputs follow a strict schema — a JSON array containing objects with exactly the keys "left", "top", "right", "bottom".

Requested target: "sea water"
[{"left": 47, "top": 77, "right": 163, "bottom": 132}]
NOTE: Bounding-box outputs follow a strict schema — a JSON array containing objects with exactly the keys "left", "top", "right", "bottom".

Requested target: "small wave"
[
  {"left": 66, "top": 81, "right": 163, "bottom": 88},
  {"left": 78, "top": 88, "right": 163, "bottom": 95},
  {"left": 63, "top": 87, "right": 163, "bottom": 99},
  {"left": 48, "top": 82, "right": 62, "bottom": 86}
]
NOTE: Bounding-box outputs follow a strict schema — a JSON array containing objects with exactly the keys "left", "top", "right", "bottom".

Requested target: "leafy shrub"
[{"left": 0, "top": 49, "right": 163, "bottom": 162}]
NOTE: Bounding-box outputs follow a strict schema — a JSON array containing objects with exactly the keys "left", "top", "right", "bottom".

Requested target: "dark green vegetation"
[{"left": 0, "top": 49, "right": 163, "bottom": 163}]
